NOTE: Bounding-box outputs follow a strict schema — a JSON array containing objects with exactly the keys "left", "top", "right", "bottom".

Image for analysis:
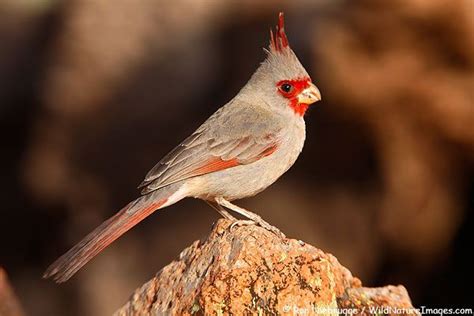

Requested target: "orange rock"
[{"left": 116, "top": 220, "right": 418, "bottom": 315}]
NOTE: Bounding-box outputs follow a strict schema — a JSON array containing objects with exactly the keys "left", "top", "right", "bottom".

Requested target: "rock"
[{"left": 115, "top": 220, "right": 418, "bottom": 315}]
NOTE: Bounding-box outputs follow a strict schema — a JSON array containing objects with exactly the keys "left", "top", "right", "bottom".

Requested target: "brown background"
[{"left": 0, "top": 0, "right": 472, "bottom": 315}]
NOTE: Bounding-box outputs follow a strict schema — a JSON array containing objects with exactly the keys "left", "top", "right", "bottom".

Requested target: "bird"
[{"left": 43, "top": 12, "right": 321, "bottom": 283}]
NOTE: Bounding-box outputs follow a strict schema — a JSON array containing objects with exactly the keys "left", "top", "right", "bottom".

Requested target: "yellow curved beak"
[{"left": 297, "top": 83, "right": 321, "bottom": 105}]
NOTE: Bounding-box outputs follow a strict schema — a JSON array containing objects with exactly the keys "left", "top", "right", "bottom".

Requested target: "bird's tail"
[{"left": 43, "top": 183, "right": 186, "bottom": 283}]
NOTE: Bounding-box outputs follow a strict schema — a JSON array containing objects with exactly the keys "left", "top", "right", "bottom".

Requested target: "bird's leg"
[
  {"left": 215, "top": 197, "right": 285, "bottom": 238},
  {"left": 229, "top": 220, "right": 258, "bottom": 232},
  {"left": 205, "top": 200, "right": 236, "bottom": 220},
  {"left": 205, "top": 200, "right": 255, "bottom": 231}
]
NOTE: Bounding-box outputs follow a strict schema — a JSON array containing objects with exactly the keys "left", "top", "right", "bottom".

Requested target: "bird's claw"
[
  {"left": 230, "top": 220, "right": 256, "bottom": 231},
  {"left": 258, "top": 220, "right": 286, "bottom": 239}
]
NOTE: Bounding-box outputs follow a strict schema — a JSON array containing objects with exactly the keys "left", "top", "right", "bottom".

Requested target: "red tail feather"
[{"left": 44, "top": 193, "right": 171, "bottom": 282}]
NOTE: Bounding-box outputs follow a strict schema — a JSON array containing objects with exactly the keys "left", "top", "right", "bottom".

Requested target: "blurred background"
[{"left": 0, "top": 0, "right": 472, "bottom": 314}]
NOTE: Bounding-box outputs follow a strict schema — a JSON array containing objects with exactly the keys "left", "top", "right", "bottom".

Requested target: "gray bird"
[{"left": 44, "top": 12, "right": 321, "bottom": 283}]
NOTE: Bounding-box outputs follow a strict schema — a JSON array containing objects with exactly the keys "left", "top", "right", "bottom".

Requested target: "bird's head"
[{"left": 240, "top": 12, "right": 321, "bottom": 117}]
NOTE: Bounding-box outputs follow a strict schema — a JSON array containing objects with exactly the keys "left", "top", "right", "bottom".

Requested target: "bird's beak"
[{"left": 297, "top": 83, "right": 321, "bottom": 105}]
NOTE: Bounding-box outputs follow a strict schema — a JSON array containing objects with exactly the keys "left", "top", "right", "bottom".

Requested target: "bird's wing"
[{"left": 139, "top": 101, "right": 283, "bottom": 194}]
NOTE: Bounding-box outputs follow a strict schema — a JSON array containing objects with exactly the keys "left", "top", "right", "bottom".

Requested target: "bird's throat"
[{"left": 290, "top": 101, "right": 309, "bottom": 116}]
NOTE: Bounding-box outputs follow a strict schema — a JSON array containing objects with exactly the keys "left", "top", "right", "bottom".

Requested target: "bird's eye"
[{"left": 280, "top": 83, "right": 293, "bottom": 93}]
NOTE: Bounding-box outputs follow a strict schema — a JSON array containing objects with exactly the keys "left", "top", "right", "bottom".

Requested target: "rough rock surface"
[{"left": 115, "top": 220, "right": 417, "bottom": 315}]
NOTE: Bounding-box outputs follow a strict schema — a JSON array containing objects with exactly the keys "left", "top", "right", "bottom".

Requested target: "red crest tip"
[{"left": 269, "top": 12, "right": 289, "bottom": 52}]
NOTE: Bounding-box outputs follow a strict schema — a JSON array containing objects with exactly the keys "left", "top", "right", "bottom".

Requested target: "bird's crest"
[{"left": 269, "top": 12, "right": 289, "bottom": 53}]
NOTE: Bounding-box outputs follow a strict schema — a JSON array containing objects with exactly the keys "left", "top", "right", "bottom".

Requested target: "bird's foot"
[
  {"left": 253, "top": 217, "right": 286, "bottom": 239},
  {"left": 230, "top": 219, "right": 256, "bottom": 231},
  {"left": 215, "top": 197, "right": 286, "bottom": 238}
]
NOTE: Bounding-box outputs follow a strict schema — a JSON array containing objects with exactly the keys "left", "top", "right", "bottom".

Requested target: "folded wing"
[{"left": 139, "top": 102, "right": 282, "bottom": 194}]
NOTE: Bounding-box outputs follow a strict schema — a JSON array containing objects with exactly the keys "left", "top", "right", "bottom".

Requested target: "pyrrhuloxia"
[{"left": 44, "top": 12, "right": 321, "bottom": 282}]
